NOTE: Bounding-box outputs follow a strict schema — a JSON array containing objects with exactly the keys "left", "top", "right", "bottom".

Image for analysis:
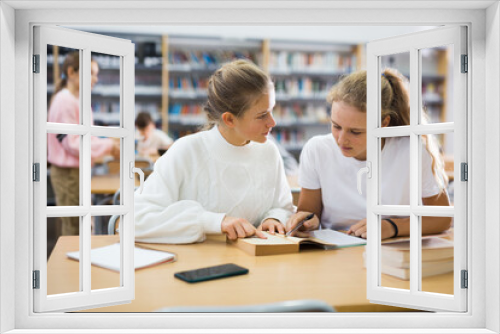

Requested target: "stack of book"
[{"left": 363, "top": 237, "right": 454, "bottom": 280}]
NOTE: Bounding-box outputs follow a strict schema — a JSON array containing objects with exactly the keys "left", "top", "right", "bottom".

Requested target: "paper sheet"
[
  {"left": 66, "top": 243, "right": 175, "bottom": 272},
  {"left": 310, "top": 229, "right": 367, "bottom": 246}
]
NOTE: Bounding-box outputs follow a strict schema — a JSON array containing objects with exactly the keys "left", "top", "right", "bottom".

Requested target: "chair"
[
  {"left": 107, "top": 188, "right": 122, "bottom": 235},
  {"left": 154, "top": 299, "right": 335, "bottom": 313},
  {"left": 108, "top": 187, "right": 140, "bottom": 235},
  {"left": 108, "top": 215, "right": 121, "bottom": 235}
]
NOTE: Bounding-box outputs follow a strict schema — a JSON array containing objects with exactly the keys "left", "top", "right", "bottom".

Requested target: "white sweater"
[{"left": 134, "top": 126, "right": 294, "bottom": 244}]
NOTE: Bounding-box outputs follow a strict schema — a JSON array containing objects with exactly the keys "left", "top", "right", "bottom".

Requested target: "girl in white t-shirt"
[
  {"left": 286, "top": 69, "right": 451, "bottom": 240},
  {"left": 134, "top": 60, "right": 294, "bottom": 244}
]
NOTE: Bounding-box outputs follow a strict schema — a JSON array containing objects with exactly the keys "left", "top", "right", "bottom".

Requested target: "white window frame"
[
  {"left": 1, "top": 2, "right": 499, "bottom": 333},
  {"left": 32, "top": 25, "right": 136, "bottom": 312},
  {"left": 365, "top": 25, "right": 468, "bottom": 312}
]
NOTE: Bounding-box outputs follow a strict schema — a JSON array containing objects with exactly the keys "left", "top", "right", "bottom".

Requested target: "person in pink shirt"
[{"left": 48, "top": 51, "right": 120, "bottom": 235}]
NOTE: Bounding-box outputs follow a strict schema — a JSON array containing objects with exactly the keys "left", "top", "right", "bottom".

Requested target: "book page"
[
  {"left": 383, "top": 237, "right": 453, "bottom": 251},
  {"left": 309, "top": 229, "right": 367, "bottom": 247},
  {"left": 381, "top": 231, "right": 451, "bottom": 245},
  {"left": 243, "top": 232, "right": 296, "bottom": 245}
]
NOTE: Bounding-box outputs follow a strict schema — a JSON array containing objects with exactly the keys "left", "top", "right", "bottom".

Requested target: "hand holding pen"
[{"left": 285, "top": 212, "right": 319, "bottom": 237}]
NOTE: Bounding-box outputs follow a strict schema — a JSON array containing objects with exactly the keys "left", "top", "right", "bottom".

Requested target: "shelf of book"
[{"left": 47, "top": 32, "right": 451, "bottom": 161}]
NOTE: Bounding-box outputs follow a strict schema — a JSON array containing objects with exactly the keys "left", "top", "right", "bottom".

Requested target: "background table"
[
  {"left": 91, "top": 174, "right": 140, "bottom": 195},
  {"left": 47, "top": 235, "right": 453, "bottom": 313}
]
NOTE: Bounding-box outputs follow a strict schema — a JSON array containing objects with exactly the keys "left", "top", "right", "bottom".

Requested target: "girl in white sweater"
[{"left": 134, "top": 60, "right": 294, "bottom": 244}]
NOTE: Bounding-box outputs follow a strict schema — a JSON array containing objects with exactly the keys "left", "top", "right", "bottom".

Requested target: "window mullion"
[
  {"left": 409, "top": 47, "right": 420, "bottom": 295},
  {"left": 372, "top": 205, "right": 454, "bottom": 216},
  {"left": 81, "top": 48, "right": 92, "bottom": 295}
]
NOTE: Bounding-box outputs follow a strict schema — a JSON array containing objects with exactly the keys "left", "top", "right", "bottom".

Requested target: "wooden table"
[
  {"left": 91, "top": 174, "right": 140, "bottom": 195},
  {"left": 47, "top": 235, "right": 453, "bottom": 313}
]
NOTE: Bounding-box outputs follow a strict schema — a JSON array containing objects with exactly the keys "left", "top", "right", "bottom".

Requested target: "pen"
[{"left": 286, "top": 213, "right": 315, "bottom": 237}]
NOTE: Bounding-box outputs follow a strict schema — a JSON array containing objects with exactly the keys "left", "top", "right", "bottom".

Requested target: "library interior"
[{"left": 44, "top": 25, "right": 457, "bottom": 313}]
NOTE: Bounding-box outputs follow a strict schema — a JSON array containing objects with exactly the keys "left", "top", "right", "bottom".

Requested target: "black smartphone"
[{"left": 174, "top": 263, "right": 249, "bottom": 283}]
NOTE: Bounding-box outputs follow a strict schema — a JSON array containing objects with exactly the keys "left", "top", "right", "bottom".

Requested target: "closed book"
[
  {"left": 362, "top": 251, "right": 454, "bottom": 280},
  {"left": 379, "top": 238, "right": 454, "bottom": 267},
  {"left": 229, "top": 230, "right": 366, "bottom": 256},
  {"left": 381, "top": 258, "right": 454, "bottom": 280}
]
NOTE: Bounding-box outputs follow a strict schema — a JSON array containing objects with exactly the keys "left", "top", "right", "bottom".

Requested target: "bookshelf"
[
  {"left": 47, "top": 35, "right": 165, "bottom": 128},
  {"left": 48, "top": 32, "right": 451, "bottom": 161},
  {"left": 266, "top": 40, "right": 357, "bottom": 158},
  {"left": 165, "top": 36, "right": 263, "bottom": 140}
]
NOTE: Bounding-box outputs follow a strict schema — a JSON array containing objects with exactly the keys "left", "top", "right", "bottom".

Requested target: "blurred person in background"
[
  {"left": 48, "top": 51, "right": 120, "bottom": 235},
  {"left": 135, "top": 111, "right": 173, "bottom": 158}
]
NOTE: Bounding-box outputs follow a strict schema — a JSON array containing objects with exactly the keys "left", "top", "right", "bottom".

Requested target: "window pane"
[
  {"left": 168, "top": 43, "right": 261, "bottom": 140},
  {"left": 379, "top": 215, "right": 411, "bottom": 291},
  {"left": 380, "top": 136, "right": 410, "bottom": 206},
  {"left": 47, "top": 133, "right": 81, "bottom": 207},
  {"left": 91, "top": 135, "right": 121, "bottom": 208},
  {"left": 419, "top": 216, "right": 454, "bottom": 295},
  {"left": 47, "top": 46, "right": 81, "bottom": 124},
  {"left": 420, "top": 45, "right": 454, "bottom": 124},
  {"left": 91, "top": 215, "right": 121, "bottom": 290},
  {"left": 380, "top": 52, "right": 410, "bottom": 128},
  {"left": 47, "top": 217, "right": 80, "bottom": 295},
  {"left": 91, "top": 52, "right": 121, "bottom": 127},
  {"left": 419, "top": 133, "right": 453, "bottom": 206}
]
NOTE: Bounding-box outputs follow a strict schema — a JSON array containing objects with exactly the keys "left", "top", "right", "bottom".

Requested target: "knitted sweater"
[{"left": 134, "top": 126, "right": 294, "bottom": 244}]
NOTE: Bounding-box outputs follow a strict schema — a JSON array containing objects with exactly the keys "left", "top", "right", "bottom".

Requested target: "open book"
[
  {"left": 229, "top": 230, "right": 367, "bottom": 256},
  {"left": 67, "top": 243, "right": 176, "bottom": 272}
]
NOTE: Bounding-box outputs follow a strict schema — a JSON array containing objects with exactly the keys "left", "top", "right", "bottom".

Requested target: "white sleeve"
[
  {"left": 134, "top": 142, "right": 225, "bottom": 244},
  {"left": 421, "top": 145, "right": 442, "bottom": 198},
  {"left": 157, "top": 130, "right": 174, "bottom": 147},
  {"left": 298, "top": 139, "right": 321, "bottom": 190},
  {"left": 260, "top": 147, "right": 294, "bottom": 225}
]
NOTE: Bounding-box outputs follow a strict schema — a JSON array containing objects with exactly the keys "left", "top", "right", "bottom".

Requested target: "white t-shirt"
[
  {"left": 136, "top": 129, "right": 174, "bottom": 157},
  {"left": 298, "top": 134, "right": 442, "bottom": 231},
  {"left": 134, "top": 126, "right": 294, "bottom": 244}
]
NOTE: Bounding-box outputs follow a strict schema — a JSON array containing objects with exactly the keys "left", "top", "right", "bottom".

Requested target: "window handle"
[
  {"left": 130, "top": 161, "right": 144, "bottom": 194},
  {"left": 357, "top": 161, "right": 372, "bottom": 195}
]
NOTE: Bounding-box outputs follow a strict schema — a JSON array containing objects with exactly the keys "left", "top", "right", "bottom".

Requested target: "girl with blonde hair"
[
  {"left": 286, "top": 69, "right": 451, "bottom": 240},
  {"left": 134, "top": 59, "right": 294, "bottom": 244}
]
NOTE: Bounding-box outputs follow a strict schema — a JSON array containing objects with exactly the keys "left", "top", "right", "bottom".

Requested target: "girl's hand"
[
  {"left": 347, "top": 219, "right": 367, "bottom": 238},
  {"left": 221, "top": 216, "right": 266, "bottom": 241},
  {"left": 286, "top": 211, "right": 319, "bottom": 237},
  {"left": 258, "top": 219, "right": 285, "bottom": 235},
  {"left": 347, "top": 218, "right": 397, "bottom": 239}
]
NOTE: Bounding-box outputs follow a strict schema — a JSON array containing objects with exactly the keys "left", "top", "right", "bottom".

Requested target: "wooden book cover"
[{"left": 228, "top": 230, "right": 366, "bottom": 256}]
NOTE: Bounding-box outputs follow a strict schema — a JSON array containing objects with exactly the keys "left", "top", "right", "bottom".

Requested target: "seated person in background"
[
  {"left": 134, "top": 60, "right": 294, "bottom": 244},
  {"left": 135, "top": 111, "right": 174, "bottom": 158}
]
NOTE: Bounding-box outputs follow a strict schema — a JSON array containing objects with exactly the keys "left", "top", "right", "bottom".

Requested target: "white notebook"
[{"left": 66, "top": 243, "right": 176, "bottom": 272}]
